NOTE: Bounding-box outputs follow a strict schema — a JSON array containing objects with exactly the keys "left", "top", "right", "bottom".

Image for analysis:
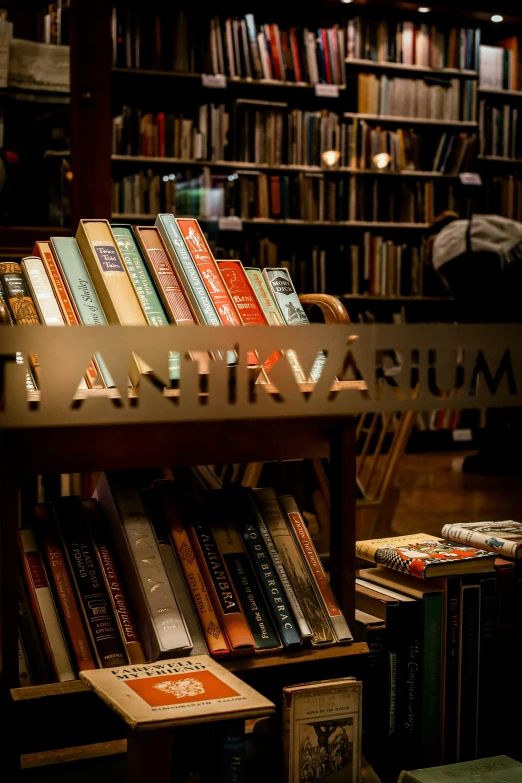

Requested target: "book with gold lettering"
[
  {"left": 0, "top": 260, "right": 41, "bottom": 385},
  {"left": 80, "top": 654, "right": 275, "bottom": 730},
  {"left": 20, "top": 256, "right": 64, "bottom": 326}
]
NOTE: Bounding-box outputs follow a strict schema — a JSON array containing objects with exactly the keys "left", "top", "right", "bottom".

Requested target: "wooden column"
[
  {"left": 70, "top": 0, "right": 112, "bottom": 226},
  {"left": 329, "top": 419, "right": 356, "bottom": 626}
]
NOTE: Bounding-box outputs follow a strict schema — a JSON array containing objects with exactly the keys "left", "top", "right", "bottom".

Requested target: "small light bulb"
[
  {"left": 162, "top": 175, "right": 169, "bottom": 182},
  {"left": 373, "top": 152, "right": 391, "bottom": 170},
  {"left": 322, "top": 149, "right": 341, "bottom": 167},
  {"left": 491, "top": 14, "right": 503, "bottom": 22},
  {"left": 418, "top": 6, "right": 431, "bottom": 12},
  {"left": 168, "top": 173, "right": 176, "bottom": 180},
  {"left": 340, "top": 0, "right": 354, "bottom": 4}
]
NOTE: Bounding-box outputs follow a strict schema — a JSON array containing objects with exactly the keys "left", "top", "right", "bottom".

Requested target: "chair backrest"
[{"left": 356, "top": 411, "right": 414, "bottom": 503}]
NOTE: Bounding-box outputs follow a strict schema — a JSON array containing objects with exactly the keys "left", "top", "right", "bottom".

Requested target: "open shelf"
[
  {"left": 345, "top": 58, "right": 477, "bottom": 78},
  {"left": 343, "top": 112, "right": 477, "bottom": 128},
  {"left": 111, "top": 215, "right": 430, "bottom": 229},
  {"left": 477, "top": 154, "right": 522, "bottom": 164},
  {"left": 478, "top": 86, "right": 522, "bottom": 98}
]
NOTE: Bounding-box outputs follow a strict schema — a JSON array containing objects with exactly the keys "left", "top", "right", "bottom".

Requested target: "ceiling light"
[
  {"left": 373, "top": 152, "right": 391, "bottom": 170},
  {"left": 322, "top": 149, "right": 341, "bottom": 167},
  {"left": 340, "top": 0, "right": 354, "bottom": 4},
  {"left": 418, "top": 6, "right": 431, "bottom": 12},
  {"left": 491, "top": 14, "right": 503, "bottom": 22}
]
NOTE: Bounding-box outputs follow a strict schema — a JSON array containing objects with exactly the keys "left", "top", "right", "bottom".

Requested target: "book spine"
[
  {"left": 252, "top": 487, "right": 335, "bottom": 646},
  {"left": 0, "top": 262, "right": 40, "bottom": 325},
  {"left": 141, "top": 488, "right": 208, "bottom": 656},
  {"left": 443, "top": 577, "right": 461, "bottom": 765},
  {"left": 53, "top": 497, "right": 128, "bottom": 668},
  {"left": 35, "top": 505, "right": 96, "bottom": 672},
  {"left": 219, "top": 719, "right": 245, "bottom": 783},
  {"left": 82, "top": 498, "right": 146, "bottom": 665},
  {"left": 217, "top": 260, "right": 268, "bottom": 325},
  {"left": 420, "top": 592, "right": 443, "bottom": 767},
  {"left": 353, "top": 617, "right": 388, "bottom": 740},
  {"left": 441, "top": 523, "right": 521, "bottom": 559},
  {"left": 20, "top": 256, "right": 64, "bottom": 325},
  {"left": 476, "top": 574, "right": 497, "bottom": 757},
  {"left": 16, "top": 569, "right": 51, "bottom": 684},
  {"left": 458, "top": 583, "right": 480, "bottom": 762},
  {"left": 279, "top": 494, "right": 352, "bottom": 642},
  {"left": 18, "top": 633, "right": 33, "bottom": 686},
  {"left": 155, "top": 214, "right": 221, "bottom": 326},
  {"left": 154, "top": 480, "right": 230, "bottom": 658},
  {"left": 18, "top": 529, "right": 75, "bottom": 682},
  {"left": 203, "top": 491, "right": 282, "bottom": 652}
]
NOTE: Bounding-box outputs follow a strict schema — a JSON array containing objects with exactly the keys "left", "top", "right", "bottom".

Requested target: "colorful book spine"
[
  {"left": 203, "top": 490, "right": 282, "bottom": 652},
  {"left": 252, "top": 487, "right": 335, "bottom": 646},
  {"left": 20, "top": 256, "right": 64, "bottom": 326},
  {"left": 35, "top": 505, "right": 96, "bottom": 672},
  {"left": 82, "top": 498, "right": 146, "bottom": 665},
  {"left": 226, "top": 487, "right": 302, "bottom": 649},
  {"left": 217, "top": 260, "right": 268, "bottom": 326},
  {"left": 94, "top": 472, "right": 193, "bottom": 660},
  {"left": 18, "top": 528, "right": 76, "bottom": 682},
  {"left": 16, "top": 569, "right": 51, "bottom": 684},
  {"left": 153, "top": 479, "right": 230, "bottom": 659},
  {"left": 155, "top": 213, "right": 221, "bottom": 326},
  {"left": 52, "top": 496, "right": 128, "bottom": 669},
  {"left": 279, "top": 495, "right": 353, "bottom": 643},
  {"left": 140, "top": 487, "right": 209, "bottom": 656},
  {"left": 0, "top": 260, "right": 41, "bottom": 384}
]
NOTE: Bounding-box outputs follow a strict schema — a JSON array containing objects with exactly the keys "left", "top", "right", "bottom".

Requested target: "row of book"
[
  {"left": 358, "top": 74, "right": 477, "bottom": 123},
  {"left": 479, "top": 101, "right": 522, "bottom": 161},
  {"left": 479, "top": 39, "right": 521, "bottom": 92},
  {"left": 478, "top": 177, "right": 522, "bottom": 223},
  {"left": 17, "top": 475, "right": 352, "bottom": 685},
  {"left": 113, "top": 103, "right": 476, "bottom": 175},
  {"left": 346, "top": 18, "right": 480, "bottom": 71},
  {"left": 355, "top": 525, "right": 522, "bottom": 774},
  {"left": 37, "top": 1, "right": 70, "bottom": 46}
]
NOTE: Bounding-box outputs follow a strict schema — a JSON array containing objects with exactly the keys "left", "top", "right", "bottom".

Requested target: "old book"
[
  {"left": 0, "top": 260, "right": 41, "bottom": 384},
  {"left": 52, "top": 496, "right": 127, "bottom": 669},
  {"left": 94, "top": 472, "right": 193, "bottom": 660},
  {"left": 18, "top": 528, "right": 75, "bottom": 682},
  {"left": 153, "top": 479, "right": 230, "bottom": 659},
  {"left": 252, "top": 487, "right": 335, "bottom": 646},
  {"left": 18, "top": 633, "right": 33, "bottom": 687},
  {"left": 171, "top": 481, "right": 256, "bottom": 656},
  {"left": 441, "top": 520, "right": 522, "bottom": 559},
  {"left": 177, "top": 219, "right": 242, "bottom": 328},
  {"left": 352, "top": 610, "right": 388, "bottom": 741},
  {"left": 20, "top": 256, "right": 64, "bottom": 325},
  {"left": 82, "top": 498, "right": 146, "bottom": 665},
  {"left": 202, "top": 490, "right": 282, "bottom": 653},
  {"left": 355, "top": 534, "right": 496, "bottom": 577},
  {"left": 279, "top": 495, "right": 353, "bottom": 644},
  {"left": 458, "top": 579, "right": 480, "bottom": 762},
  {"left": 35, "top": 505, "right": 96, "bottom": 672},
  {"left": 16, "top": 569, "right": 51, "bottom": 684},
  {"left": 282, "top": 678, "right": 362, "bottom": 783},
  {"left": 217, "top": 260, "right": 268, "bottom": 326},
  {"left": 141, "top": 487, "right": 208, "bottom": 656},
  {"left": 398, "top": 756, "right": 522, "bottom": 783},
  {"left": 225, "top": 486, "right": 302, "bottom": 649},
  {"left": 219, "top": 719, "right": 245, "bottom": 783},
  {"left": 80, "top": 654, "right": 275, "bottom": 729}
]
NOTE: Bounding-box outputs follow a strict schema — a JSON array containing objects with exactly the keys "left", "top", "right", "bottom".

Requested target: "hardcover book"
[
  {"left": 16, "top": 569, "right": 51, "bottom": 685},
  {"left": 217, "top": 260, "right": 268, "bottom": 326},
  {"left": 252, "top": 488, "right": 335, "bottom": 646},
  {"left": 441, "top": 520, "right": 522, "bottom": 559},
  {"left": 95, "top": 472, "right": 193, "bottom": 661},
  {"left": 355, "top": 534, "right": 496, "bottom": 578},
  {"left": 80, "top": 655, "right": 275, "bottom": 730},
  {"left": 282, "top": 678, "right": 362, "bottom": 783},
  {"left": 18, "top": 633, "right": 32, "bottom": 687},
  {"left": 20, "top": 256, "right": 64, "bottom": 326},
  {"left": 398, "top": 756, "right": 522, "bottom": 783},
  {"left": 0, "top": 260, "right": 41, "bottom": 384}
]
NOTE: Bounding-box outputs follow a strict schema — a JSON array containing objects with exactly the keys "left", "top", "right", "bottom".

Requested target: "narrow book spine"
[
  {"left": 35, "top": 505, "right": 96, "bottom": 671},
  {"left": 21, "top": 256, "right": 64, "bottom": 325},
  {"left": 420, "top": 593, "right": 443, "bottom": 767},
  {"left": 219, "top": 719, "right": 245, "bottom": 783},
  {"left": 443, "top": 577, "right": 461, "bottom": 764},
  {"left": 18, "top": 529, "right": 75, "bottom": 682},
  {"left": 52, "top": 497, "right": 128, "bottom": 668},
  {"left": 18, "top": 633, "right": 33, "bottom": 686},
  {"left": 17, "top": 569, "right": 51, "bottom": 684},
  {"left": 154, "top": 480, "right": 230, "bottom": 659},
  {"left": 203, "top": 491, "right": 282, "bottom": 652},
  {"left": 0, "top": 261, "right": 41, "bottom": 383},
  {"left": 279, "top": 494, "right": 353, "bottom": 642},
  {"left": 458, "top": 583, "right": 480, "bottom": 762},
  {"left": 82, "top": 498, "right": 146, "bottom": 665}
]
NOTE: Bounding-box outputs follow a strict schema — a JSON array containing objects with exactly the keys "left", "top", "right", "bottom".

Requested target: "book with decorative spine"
[
  {"left": 94, "top": 472, "right": 193, "bottom": 661},
  {"left": 52, "top": 496, "right": 128, "bottom": 669},
  {"left": 35, "top": 505, "right": 96, "bottom": 672},
  {"left": 282, "top": 678, "right": 362, "bottom": 783},
  {"left": 0, "top": 261, "right": 41, "bottom": 384},
  {"left": 252, "top": 488, "right": 335, "bottom": 646},
  {"left": 153, "top": 479, "right": 231, "bottom": 659},
  {"left": 279, "top": 495, "right": 353, "bottom": 644},
  {"left": 441, "top": 521, "right": 522, "bottom": 560},
  {"left": 80, "top": 654, "right": 275, "bottom": 730},
  {"left": 82, "top": 499, "right": 146, "bottom": 665},
  {"left": 20, "top": 256, "right": 64, "bottom": 326},
  {"left": 17, "top": 528, "right": 76, "bottom": 682},
  {"left": 217, "top": 260, "right": 268, "bottom": 326},
  {"left": 355, "top": 534, "right": 496, "bottom": 578}
]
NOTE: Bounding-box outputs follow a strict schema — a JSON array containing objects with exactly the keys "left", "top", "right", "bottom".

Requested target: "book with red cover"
[
  {"left": 289, "top": 28, "right": 303, "bottom": 82},
  {"left": 268, "top": 24, "right": 283, "bottom": 80},
  {"left": 321, "top": 29, "right": 333, "bottom": 84},
  {"left": 35, "top": 505, "right": 96, "bottom": 672}
]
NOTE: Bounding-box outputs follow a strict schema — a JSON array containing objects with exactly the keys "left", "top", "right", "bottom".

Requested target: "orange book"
[
  {"left": 154, "top": 480, "right": 230, "bottom": 659},
  {"left": 35, "top": 505, "right": 96, "bottom": 672}
]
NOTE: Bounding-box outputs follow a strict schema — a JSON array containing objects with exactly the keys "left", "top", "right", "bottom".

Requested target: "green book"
[
  {"left": 50, "top": 237, "right": 115, "bottom": 389},
  {"left": 398, "top": 756, "right": 522, "bottom": 783},
  {"left": 110, "top": 224, "right": 179, "bottom": 382}
]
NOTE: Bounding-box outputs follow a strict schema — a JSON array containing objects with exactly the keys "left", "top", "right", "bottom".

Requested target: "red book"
[
  {"left": 289, "top": 28, "right": 302, "bottom": 82},
  {"left": 269, "top": 24, "right": 283, "bottom": 80},
  {"left": 156, "top": 112, "right": 165, "bottom": 158},
  {"left": 269, "top": 176, "right": 281, "bottom": 217},
  {"left": 321, "top": 29, "right": 333, "bottom": 84}
]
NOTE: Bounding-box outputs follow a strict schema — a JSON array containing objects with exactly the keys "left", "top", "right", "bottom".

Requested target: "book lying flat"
[
  {"left": 441, "top": 520, "right": 522, "bottom": 560},
  {"left": 355, "top": 533, "right": 495, "bottom": 578},
  {"left": 80, "top": 655, "right": 275, "bottom": 730}
]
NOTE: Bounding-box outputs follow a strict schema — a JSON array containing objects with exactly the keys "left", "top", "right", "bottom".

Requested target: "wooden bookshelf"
[
  {"left": 478, "top": 155, "right": 522, "bottom": 163},
  {"left": 478, "top": 87, "right": 522, "bottom": 98},
  {"left": 111, "top": 215, "right": 431, "bottom": 229},
  {"left": 343, "top": 112, "right": 478, "bottom": 128},
  {"left": 338, "top": 294, "right": 454, "bottom": 301},
  {"left": 344, "top": 58, "right": 477, "bottom": 78}
]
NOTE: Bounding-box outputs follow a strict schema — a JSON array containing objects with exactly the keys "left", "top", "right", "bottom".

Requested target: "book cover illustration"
[
  {"left": 80, "top": 655, "right": 275, "bottom": 729},
  {"left": 441, "top": 520, "right": 522, "bottom": 559}
]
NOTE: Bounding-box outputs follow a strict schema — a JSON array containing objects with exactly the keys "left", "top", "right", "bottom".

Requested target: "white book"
[
  {"left": 257, "top": 31, "right": 272, "bottom": 79},
  {"left": 21, "top": 256, "right": 64, "bottom": 326}
]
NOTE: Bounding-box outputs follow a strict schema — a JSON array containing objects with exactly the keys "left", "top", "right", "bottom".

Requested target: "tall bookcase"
[{"left": 0, "top": 324, "right": 368, "bottom": 781}]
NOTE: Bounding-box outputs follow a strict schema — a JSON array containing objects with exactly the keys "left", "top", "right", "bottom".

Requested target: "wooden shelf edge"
[
  {"left": 111, "top": 68, "right": 346, "bottom": 90},
  {"left": 345, "top": 58, "right": 477, "bottom": 78},
  {"left": 111, "top": 215, "right": 430, "bottom": 229},
  {"left": 344, "top": 112, "right": 477, "bottom": 127},
  {"left": 21, "top": 740, "right": 127, "bottom": 770},
  {"left": 12, "top": 679, "right": 89, "bottom": 700}
]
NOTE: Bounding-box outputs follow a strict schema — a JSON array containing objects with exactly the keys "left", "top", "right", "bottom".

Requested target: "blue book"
[
  {"left": 316, "top": 29, "right": 326, "bottom": 83},
  {"left": 220, "top": 719, "right": 245, "bottom": 783}
]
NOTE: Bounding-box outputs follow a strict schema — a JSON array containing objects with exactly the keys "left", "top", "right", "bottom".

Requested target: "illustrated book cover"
[
  {"left": 398, "top": 756, "right": 522, "bottom": 783},
  {"left": 80, "top": 654, "right": 275, "bottom": 730},
  {"left": 441, "top": 520, "right": 522, "bottom": 560}
]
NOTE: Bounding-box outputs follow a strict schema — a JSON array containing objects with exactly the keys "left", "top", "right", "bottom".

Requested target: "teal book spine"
[
  {"left": 420, "top": 592, "right": 443, "bottom": 768},
  {"left": 219, "top": 719, "right": 245, "bottom": 783},
  {"left": 51, "top": 237, "right": 115, "bottom": 389},
  {"left": 111, "top": 225, "right": 179, "bottom": 382}
]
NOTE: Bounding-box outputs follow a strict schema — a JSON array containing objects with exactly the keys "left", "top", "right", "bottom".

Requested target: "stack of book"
[
  {"left": 17, "top": 475, "right": 353, "bottom": 686},
  {"left": 479, "top": 39, "right": 522, "bottom": 91},
  {"left": 479, "top": 100, "right": 522, "bottom": 160},
  {"left": 346, "top": 18, "right": 480, "bottom": 70},
  {"left": 355, "top": 525, "right": 522, "bottom": 776}
]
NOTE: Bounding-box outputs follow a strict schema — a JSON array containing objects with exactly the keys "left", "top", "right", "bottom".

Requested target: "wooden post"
[
  {"left": 70, "top": 0, "right": 112, "bottom": 226},
  {"left": 329, "top": 420, "right": 356, "bottom": 626}
]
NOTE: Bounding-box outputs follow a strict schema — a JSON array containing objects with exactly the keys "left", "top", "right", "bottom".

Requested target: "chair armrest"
[{"left": 298, "top": 294, "right": 351, "bottom": 324}]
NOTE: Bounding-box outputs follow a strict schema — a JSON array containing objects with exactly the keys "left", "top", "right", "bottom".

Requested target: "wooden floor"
[{"left": 390, "top": 451, "right": 522, "bottom": 537}]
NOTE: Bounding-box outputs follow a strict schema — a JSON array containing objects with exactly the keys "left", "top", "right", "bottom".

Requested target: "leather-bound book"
[
  {"left": 16, "top": 569, "right": 51, "bottom": 684},
  {"left": 0, "top": 260, "right": 41, "bottom": 385}
]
